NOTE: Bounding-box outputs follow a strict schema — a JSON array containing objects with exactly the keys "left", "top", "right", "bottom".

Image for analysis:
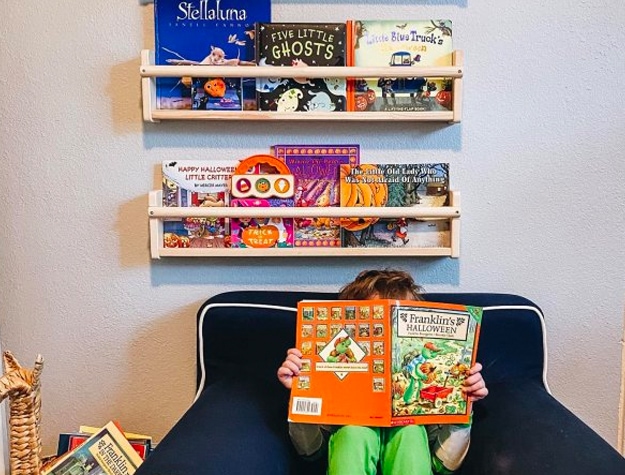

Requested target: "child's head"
[{"left": 338, "top": 269, "right": 424, "bottom": 300}]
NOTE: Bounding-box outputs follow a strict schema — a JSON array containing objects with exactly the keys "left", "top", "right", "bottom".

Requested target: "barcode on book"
[{"left": 292, "top": 397, "right": 322, "bottom": 416}]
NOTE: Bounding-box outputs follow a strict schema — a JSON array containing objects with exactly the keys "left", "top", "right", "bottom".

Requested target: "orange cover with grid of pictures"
[{"left": 288, "top": 299, "right": 482, "bottom": 426}]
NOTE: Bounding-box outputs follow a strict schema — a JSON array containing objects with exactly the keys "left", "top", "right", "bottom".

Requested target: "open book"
[{"left": 289, "top": 299, "right": 482, "bottom": 426}]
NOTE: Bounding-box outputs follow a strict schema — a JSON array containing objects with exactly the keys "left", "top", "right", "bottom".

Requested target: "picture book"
[
  {"left": 57, "top": 430, "right": 151, "bottom": 460},
  {"left": 272, "top": 145, "right": 360, "bottom": 247},
  {"left": 339, "top": 163, "right": 450, "bottom": 248},
  {"left": 350, "top": 20, "right": 454, "bottom": 112},
  {"left": 43, "top": 421, "right": 143, "bottom": 474},
  {"left": 288, "top": 299, "right": 482, "bottom": 427},
  {"left": 154, "top": 0, "right": 271, "bottom": 110},
  {"left": 255, "top": 23, "right": 348, "bottom": 112},
  {"left": 230, "top": 198, "right": 295, "bottom": 248},
  {"left": 162, "top": 160, "right": 236, "bottom": 249}
]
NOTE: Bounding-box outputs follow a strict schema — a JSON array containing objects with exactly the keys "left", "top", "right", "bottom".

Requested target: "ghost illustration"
[
  {"left": 277, "top": 88, "right": 304, "bottom": 112},
  {"left": 305, "top": 91, "right": 336, "bottom": 112},
  {"left": 255, "top": 58, "right": 288, "bottom": 92},
  {"left": 323, "top": 77, "right": 344, "bottom": 93}
]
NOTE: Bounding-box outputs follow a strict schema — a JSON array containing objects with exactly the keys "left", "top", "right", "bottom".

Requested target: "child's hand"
[
  {"left": 277, "top": 348, "right": 303, "bottom": 389},
  {"left": 462, "top": 362, "right": 489, "bottom": 402}
]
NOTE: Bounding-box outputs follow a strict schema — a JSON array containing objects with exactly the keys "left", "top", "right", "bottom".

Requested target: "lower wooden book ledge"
[{"left": 148, "top": 190, "right": 461, "bottom": 259}]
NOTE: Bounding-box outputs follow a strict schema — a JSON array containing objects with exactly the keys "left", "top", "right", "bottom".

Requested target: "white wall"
[{"left": 1, "top": 0, "right": 624, "bottom": 456}]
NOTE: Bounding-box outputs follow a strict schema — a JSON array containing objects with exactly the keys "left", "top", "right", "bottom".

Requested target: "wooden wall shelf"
[
  {"left": 148, "top": 190, "right": 461, "bottom": 259},
  {"left": 140, "top": 49, "right": 463, "bottom": 123}
]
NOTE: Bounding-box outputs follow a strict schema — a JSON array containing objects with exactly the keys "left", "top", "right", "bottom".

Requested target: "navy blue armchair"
[{"left": 136, "top": 291, "right": 625, "bottom": 475}]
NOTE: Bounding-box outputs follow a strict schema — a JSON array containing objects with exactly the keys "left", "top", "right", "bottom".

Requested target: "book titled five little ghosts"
[
  {"left": 255, "top": 23, "right": 348, "bottom": 112},
  {"left": 289, "top": 299, "right": 482, "bottom": 427}
]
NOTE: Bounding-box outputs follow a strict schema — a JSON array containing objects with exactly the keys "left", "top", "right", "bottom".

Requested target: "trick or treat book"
[
  {"left": 288, "top": 299, "right": 482, "bottom": 427},
  {"left": 161, "top": 160, "right": 236, "bottom": 249},
  {"left": 229, "top": 198, "right": 295, "bottom": 248},
  {"left": 272, "top": 144, "right": 360, "bottom": 247},
  {"left": 255, "top": 23, "right": 348, "bottom": 112},
  {"left": 340, "top": 163, "right": 451, "bottom": 249},
  {"left": 154, "top": 0, "right": 271, "bottom": 111},
  {"left": 350, "top": 20, "right": 454, "bottom": 112}
]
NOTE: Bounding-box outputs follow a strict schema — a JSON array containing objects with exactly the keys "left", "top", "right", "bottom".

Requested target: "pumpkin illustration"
[
  {"left": 339, "top": 164, "right": 388, "bottom": 231},
  {"left": 204, "top": 78, "right": 227, "bottom": 98},
  {"left": 355, "top": 95, "right": 369, "bottom": 111},
  {"left": 241, "top": 225, "right": 280, "bottom": 248},
  {"left": 234, "top": 154, "right": 291, "bottom": 175}
]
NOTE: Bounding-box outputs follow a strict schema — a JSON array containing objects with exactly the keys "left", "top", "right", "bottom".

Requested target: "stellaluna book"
[
  {"left": 154, "top": 0, "right": 271, "bottom": 110},
  {"left": 288, "top": 299, "right": 482, "bottom": 427}
]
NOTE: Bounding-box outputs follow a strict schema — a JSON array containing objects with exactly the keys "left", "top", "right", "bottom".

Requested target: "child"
[{"left": 277, "top": 269, "right": 488, "bottom": 475}]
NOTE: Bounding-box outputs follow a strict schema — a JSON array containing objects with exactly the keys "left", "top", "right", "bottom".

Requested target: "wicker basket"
[{"left": 0, "top": 351, "right": 44, "bottom": 475}]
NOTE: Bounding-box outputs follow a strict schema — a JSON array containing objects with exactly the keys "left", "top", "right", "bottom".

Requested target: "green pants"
[{"left": 327, "top": 425, "right": 432, "bottom": 475}]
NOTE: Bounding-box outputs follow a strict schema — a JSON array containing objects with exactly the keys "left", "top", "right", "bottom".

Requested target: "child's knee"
[
  {"left": 332, "top": 426, "right": 380, "bottom": 446},
  {"left": 388, "top": 425, "right": 429, "bottom": 445},
  {"left": 329, "top": 426, "right": 381, "bottom": 475}
]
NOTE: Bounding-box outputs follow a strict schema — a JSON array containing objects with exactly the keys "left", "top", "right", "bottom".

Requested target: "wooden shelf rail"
[
  {"left": 148, "top": 190, "right": 461, "bottom": 259},
  {"left": 140, "top": 49, "right": 463, "bottom": 123}
]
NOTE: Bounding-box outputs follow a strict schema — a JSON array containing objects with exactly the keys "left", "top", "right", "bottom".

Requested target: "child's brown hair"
[{"left": 338, "top": 269, "right": 424, "bottom": 300}]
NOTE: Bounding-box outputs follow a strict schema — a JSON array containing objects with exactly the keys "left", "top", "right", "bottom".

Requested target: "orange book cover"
[{"left": 288, "top": 299, "right": 482, "bottom": 426}]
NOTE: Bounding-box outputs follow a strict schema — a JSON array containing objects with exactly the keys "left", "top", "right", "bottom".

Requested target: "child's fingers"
[
  {"left": 463, "top": 376, "right": 489, "bottom": 401},
  {"left": 464, "top": 372, "right": 482, "bottom": 386},
  {"left": 467, "top": 386, "right": 489, "bottom": 401},
  {"left": 287, "top": 347, "right": 302, "bottom": 358},
  {"left": 467, "top": 362, "right": 483, "bottom": 375},
  {"left": 282, "top": 358, "right": 301, "bottom": 375}
]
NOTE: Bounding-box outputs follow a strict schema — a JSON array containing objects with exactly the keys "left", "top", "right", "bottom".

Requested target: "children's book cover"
[
  {"left": 154, "top": 0, "right": 271, "bottom": 110},
  {"left": 43, "top": 421, "right": 143, "bottom": 474},
  {"left": 272, "top": 145, "right": 359, "bottom": 247},
  {"left": 350, "top": 20, "right": 453, "bottom": 112},
  {"left": 255, "top": 23, "right": 348, "bottom": 112},
  {"left": 162, "top": 160, "right": 236, "bottom": 249},
  {"left": 339, "top": 163, "right": 450, "bottom": 248},
  {"left": 288, "top": 299, "right": 482, "bottom": 427},
  {"left": 230, "top": 198, "right": 295, "bottom": 248},
  {"left": 57, "top": 432, "right": 151, "bottom": 460}
]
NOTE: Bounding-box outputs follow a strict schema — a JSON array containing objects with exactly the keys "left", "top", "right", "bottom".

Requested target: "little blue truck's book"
[
  {"left": 289, "top": 299, "right": 481, "bottom": 427},
  {"left": 350, "top": 20, "right": 454, "bottom": 112},
  {"left": 154, "top": 0, "right": 271, "bottom": 110}
]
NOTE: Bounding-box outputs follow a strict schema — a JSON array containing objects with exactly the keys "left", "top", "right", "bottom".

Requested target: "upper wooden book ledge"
[{"left": 140, "top": 49, "right": 464, "bottom": 123}]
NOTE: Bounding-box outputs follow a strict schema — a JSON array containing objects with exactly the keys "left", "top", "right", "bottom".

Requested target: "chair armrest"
[
  {"left": 461, "top": 381, "right": 625, "bottom": 474},
  {"left": 136, "top": 377, "right": 324, "bottom": 475}
]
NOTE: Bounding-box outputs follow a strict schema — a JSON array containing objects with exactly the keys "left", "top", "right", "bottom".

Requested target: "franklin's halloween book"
[
  {"left": 161, "top": 160, "right": 236, "bottom": 249},
  {"left": 43, "top": 421, "right": 143, "bottom": 474},
  {"left": 154, "top": 0, "right": 271, "bottom": 110},
  {"left": 272, "top": 144, "right": 359, "bottom": 247},
  {"left": 288, "top": 299, "right": 482, "bottom": 426},
  {"left": 339, "top": 163, "right": 450, "bottom": 249},
  {"left": 350, "top": 20, "right": 454, "bottom": 112},
  {"left": 57, "top": 427, "right": 152, "bottom": 460},
  {"left": 255, "top": 23, "right": 348, "bottom": 112}
]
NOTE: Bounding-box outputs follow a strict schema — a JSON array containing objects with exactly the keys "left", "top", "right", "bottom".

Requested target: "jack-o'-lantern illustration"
[
  {"left": 339, "top": 164, "right": 388, "bottom": 231},
  {"left": 204, "top": 78, "right": 227, "bottom": 98}
]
